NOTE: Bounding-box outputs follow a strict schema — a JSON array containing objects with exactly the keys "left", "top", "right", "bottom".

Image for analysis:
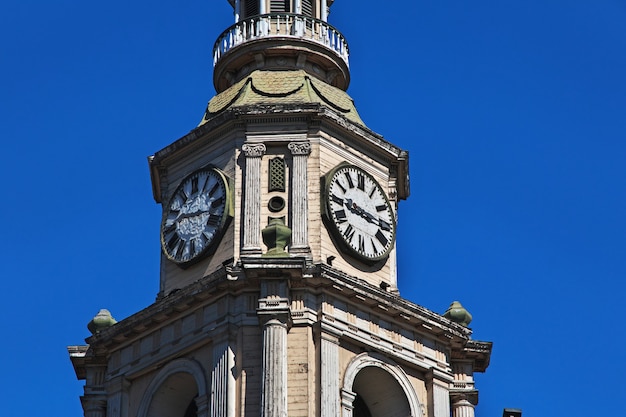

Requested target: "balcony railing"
[{"left": 213, "top": 13, "right": 349, "bottom": 68}]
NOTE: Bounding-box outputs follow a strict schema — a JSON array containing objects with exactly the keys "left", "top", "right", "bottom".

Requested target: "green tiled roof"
[{"left": 199, "top": 70, "right": 364, "bottom": 126}]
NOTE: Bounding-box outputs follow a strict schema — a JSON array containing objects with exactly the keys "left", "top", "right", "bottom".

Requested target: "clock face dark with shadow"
[
  {"left": 323, "top": 164, "right": 396, "bottom": 262},
  {"left": 161, "top": 167, "right": 231, "bottom": 266}
]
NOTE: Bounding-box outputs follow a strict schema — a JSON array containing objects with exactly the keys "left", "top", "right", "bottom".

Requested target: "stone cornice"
[
  {"left": 461, "top": 340, "right": 493, "bottom": 372},
  {"left": 317, "top": 264, "right": 472, "bottom": 341},
  {"left": 80, "top": 259, "right": 489, "bottom": 372},
  {"left": 149, "top": 104, "right": 409, "bottom": 202}
]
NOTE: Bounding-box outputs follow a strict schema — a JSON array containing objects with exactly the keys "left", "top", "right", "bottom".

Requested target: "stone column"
[
  {"left": 211, "top": 336, "right": 236, "bottom": 417},
  {"left": 321, "top": 0, "right": 328, "bottom": 21},
  {"left": 242, "top": 143, "right": 266, "bottom": 255},
  {"left": 288, "top": 141, "right": 311, "bottom": 255},
  {"left": 234, "top": 0, "right": 240, "bottom": 22},
  {"left": 427, "top": 369, "right": 452, "bottom": 417},
  {"left": 320, "top": 332, "right": 340, "bottom": 416},
  {"left": 105, "top": 377, "right": 130, "bottom": 417},
  {"left": 452, "top": 397, "right": 476, "bottom": 417},
  {"left": 260, "top": 318, "right": 288, "bottom": 417}
]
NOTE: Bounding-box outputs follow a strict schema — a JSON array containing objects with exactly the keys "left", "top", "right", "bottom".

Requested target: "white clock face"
[
  {"left": 161, "top": 168, "right": 229, "bottom": 265},
  {"left": 326, "top": 165, "right": 396, "bottom": 261}
]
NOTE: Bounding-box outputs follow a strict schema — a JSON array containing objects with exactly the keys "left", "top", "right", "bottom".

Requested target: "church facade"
[{"left": 68, "top": 1, "right": 492, "bottom": 416}]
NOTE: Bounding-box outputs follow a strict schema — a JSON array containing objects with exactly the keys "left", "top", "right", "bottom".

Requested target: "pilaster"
[
  {"left": 82, "top": 364, "right": 107, "bottom": 417},
  {"left": 319, "top": 331, "right": 341, "bottom": 417},
  {"left": 105, "top": 377, "right": 130, "bottom": 417},
  {"left": 242, "top": 143, "right": 266, "bottom": 255},
  {"left": 427, "top": 368, "right": 452, "bottom": 417},
  {"left": 288, "top": 141, "right": 311, "bottom": 255},
  {"left": 211, "top": 331, "right": 236, "bottom": 417}
]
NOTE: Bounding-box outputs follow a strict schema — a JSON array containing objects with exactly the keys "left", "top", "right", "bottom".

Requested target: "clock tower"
[{"left": 69, "top": 2, "right": 492, "bottom": 417}]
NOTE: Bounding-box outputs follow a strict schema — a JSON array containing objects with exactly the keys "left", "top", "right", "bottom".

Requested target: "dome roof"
[{"left": 200, "top": 70, "right": 364, "bottom": 126}]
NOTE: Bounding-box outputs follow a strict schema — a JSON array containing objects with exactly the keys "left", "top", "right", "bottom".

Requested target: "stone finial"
[
  {"left": 262, "top": 217, "right": 292, "bottom": 257},
  {"left": 443, "top": 301, "right": 472, "bottom": 327},
  {"left": 87, "top": 309, "right": 117, "bottom": 335}
]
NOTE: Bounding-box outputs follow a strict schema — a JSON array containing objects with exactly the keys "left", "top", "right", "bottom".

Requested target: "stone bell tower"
[{"left": 68, "top": 2, "right": 493, "bottom": 417}]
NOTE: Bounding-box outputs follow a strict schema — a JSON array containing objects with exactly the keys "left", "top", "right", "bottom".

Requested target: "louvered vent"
[
  {"left": 301, "top": 0, "right": 313, "bottom": 17},
  {"left": 270, "top": 0, "right": 290, "bottom": 12},
  {"left": 244, "top": 0, "right": 260, "bottom": 17}
]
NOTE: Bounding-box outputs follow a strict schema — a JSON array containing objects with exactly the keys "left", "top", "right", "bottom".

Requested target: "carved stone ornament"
[
  {"left": 242, "top": 143, "right": 266, "bottom": 157},
  {"left": 288, "top": 142, "right": 311, "bottom": 155}
]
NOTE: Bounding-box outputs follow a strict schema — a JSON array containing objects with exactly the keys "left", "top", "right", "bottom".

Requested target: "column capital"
[
  {"left": 450, "top": 390, "right": 479, "bottom": 406},
  {"left": 340, "top": 388, "right": 356, "bottom": 413},
  {"left": 242, "top": 143, "right": 266, "bottom": 157},
  {"left": 288, "top": 141, "right": 311, "bottom": 155},
  {"left": 81, "top": 396, "right": 107, "bottom": 417}
]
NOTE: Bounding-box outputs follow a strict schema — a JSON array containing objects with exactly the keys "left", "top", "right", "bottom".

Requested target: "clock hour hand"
[
  {"left": 344, "top": 198, "right": 376, "bottom": 224},
  {"left": 344, "top": 198, "right": 391, "bottom": 230}
]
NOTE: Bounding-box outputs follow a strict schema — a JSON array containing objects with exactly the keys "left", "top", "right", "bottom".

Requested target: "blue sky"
[{"left": 2, "top": 1, "right": 625, "bottom": 416}]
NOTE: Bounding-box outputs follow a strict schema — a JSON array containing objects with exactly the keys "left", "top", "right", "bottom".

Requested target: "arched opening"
[
  {"left": 353, "top": 393, "right": 373, "bottom": 417},
  {"left": 183, "top": 395, "right": 198, "bottom": 417},
  {"left": 147, "top": 372, "right": 199, "bottom": 417},
  {"left": 137, "top": 358, "right": 208, "bottom": 417},
  {"left": 352, "top": 366, "right": 412, "bottom": 417},
  {"left": 342, "top": 353, "right": 423, "bottom": 417}
]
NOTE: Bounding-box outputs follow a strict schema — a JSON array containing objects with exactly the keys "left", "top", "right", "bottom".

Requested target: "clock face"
[
  {"left": 161, "top": 168, "right": 231, "bottom": 266},
  {"left": 324, "top": 164, "right": 396, "bottom": 262}
]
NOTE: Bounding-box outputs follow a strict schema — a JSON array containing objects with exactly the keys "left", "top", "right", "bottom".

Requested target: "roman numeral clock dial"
[
  {"left": 323, "top": 164, "right": 396, "bottom": 262},
  {"left": 160, "top": 167, "right": 232, "bottom": 267}
]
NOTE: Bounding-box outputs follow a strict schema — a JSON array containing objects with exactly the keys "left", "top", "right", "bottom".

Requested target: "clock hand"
[
  {"left": 345, "top": 198, "right": 391, "bottom": 231},
  {"left": 344, "top": 199, "right": 381, "bottom": 226}
]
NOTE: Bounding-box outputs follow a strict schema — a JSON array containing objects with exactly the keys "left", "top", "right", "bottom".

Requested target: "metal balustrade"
[{"left": 213, "top": 13, "right": 349, "bottom": 67}]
